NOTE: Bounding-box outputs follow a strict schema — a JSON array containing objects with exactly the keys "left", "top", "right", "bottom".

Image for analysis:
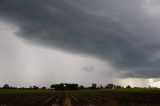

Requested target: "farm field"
[{"left": 0, "top": 89, "right": 160, "bottom": 106}]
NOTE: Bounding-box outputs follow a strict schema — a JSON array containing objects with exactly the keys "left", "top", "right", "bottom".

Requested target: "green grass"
[
  {"left": 0, "top": 89, "right": 56, "bottom": 94},
  {"left": 1, "top": 88, "right": 160, "bottom": 94},
  {"left": 101, "top": 88, "right": 160, "bottom": 92}
]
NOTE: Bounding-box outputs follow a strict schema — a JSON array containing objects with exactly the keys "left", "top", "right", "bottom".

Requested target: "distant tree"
[
  {"left": 52, "top": 83, "right": 65, "bottom": 90},
  {"left": 3, "top": 84, "right": 10, "bottom": 89},
  {"left": 91, "top": 83, "right": 97, "bottom": 89},
  {"left": 79, "top": 85, "right": 85, "bottom": 89},
  {"left": 50, "top": 84, "right": 56, "bottom": 89},
  {"left": 42, "top": 87, "right": 46, "bottom": 89},
  {"left": 105, "top": 84, "right": 115, "bottom": 89},
  {"left": 50, "top": 83, "right": 78, "bottom": 90},
  {"left": 115, "top": 85, "right": 122, "bottom": 89},
  {"left": 65, "top": 83, "right": 78, "bottom": 90},
  {"left": 33, "top": 86, "right": 39, "bottom": 89},
  {"left": 126, "top": 85, "right": 131, "bottom": 88},
  {"left": 99, "top": 85, "right": 103, "bottom": 89}
]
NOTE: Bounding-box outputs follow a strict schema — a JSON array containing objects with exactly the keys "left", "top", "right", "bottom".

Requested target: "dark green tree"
[
  {"left": 3, "top": 84, "right": 10, "bottom": 89},
  {"left": 105, "top": 84, "right": 115, "bottom": 89},
  {"left": 126, "top": 85, "right": 131, "bottom": 88},
  {"left": 91, "top": 83, "right": 97, "bottom": 89},
  {"left": 99, "top": 85, "right": 103, "bottom": 89}
]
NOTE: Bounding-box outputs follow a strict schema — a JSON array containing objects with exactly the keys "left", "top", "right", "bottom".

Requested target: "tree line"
[{"left": 0, "top": 83, "right": 154, "bottom": 90}]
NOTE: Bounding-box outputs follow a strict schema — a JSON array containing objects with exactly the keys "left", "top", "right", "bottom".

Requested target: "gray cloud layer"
[{"left": 1, "top": 0, "right": 160, "bottom": 78}]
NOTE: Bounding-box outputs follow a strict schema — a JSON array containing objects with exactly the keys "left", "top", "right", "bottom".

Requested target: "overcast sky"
[{"left": 0, "top": 0, "right": 160, "bottom": 87}]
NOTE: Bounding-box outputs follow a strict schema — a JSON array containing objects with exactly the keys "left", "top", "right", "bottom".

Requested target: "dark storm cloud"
[{"left": 1, "top": 0, "right": 160, "bottom": 78}]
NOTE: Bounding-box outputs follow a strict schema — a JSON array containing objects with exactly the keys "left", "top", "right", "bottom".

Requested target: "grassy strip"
[{"left": 0, "top": 88, "right": 160, "bottom": 94}]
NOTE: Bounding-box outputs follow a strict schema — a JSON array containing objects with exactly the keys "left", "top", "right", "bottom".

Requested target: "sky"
[{"left": 0, "top": 0, "right": 160, "bottom": 87}]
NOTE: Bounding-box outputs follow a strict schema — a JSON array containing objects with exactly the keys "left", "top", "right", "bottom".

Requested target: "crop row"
[{"left": 1, "top": 90, "right": 160, "bottom": 106}]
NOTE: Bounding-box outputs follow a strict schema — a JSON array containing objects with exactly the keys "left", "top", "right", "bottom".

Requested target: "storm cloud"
[{"left": 1, "top": 0, "right": 160, "bottom": 78}]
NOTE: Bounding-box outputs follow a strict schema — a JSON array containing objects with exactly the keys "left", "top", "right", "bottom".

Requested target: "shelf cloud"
[{"left": 1, "top": 0, "right": 160, "bottom": 83}]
